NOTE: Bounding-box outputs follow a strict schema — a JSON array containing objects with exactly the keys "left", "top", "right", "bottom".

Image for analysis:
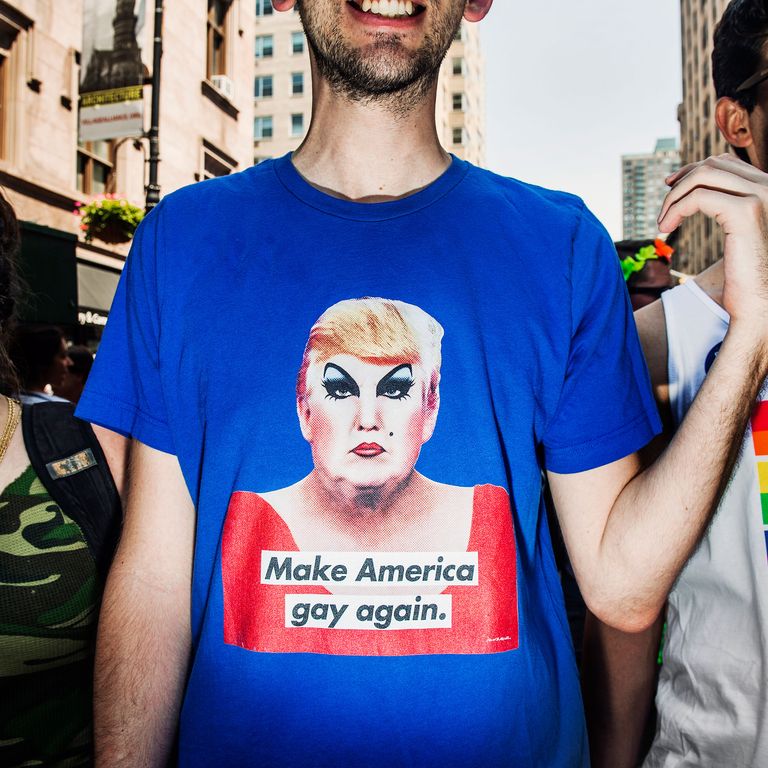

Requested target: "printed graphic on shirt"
[
  {"left": 222, "top": 298, "right": 518, "bottom": 656},
  {"left": 751, "top": 401, "right": 768, "bottom": 559}
]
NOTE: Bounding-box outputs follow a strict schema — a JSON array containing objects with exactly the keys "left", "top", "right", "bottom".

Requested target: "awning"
[
  {"left": 77, "top": 262, "right": 121, "bottom": 327},
  {"left": 18, "top": 222, "right": 78, "bottom": 325}
]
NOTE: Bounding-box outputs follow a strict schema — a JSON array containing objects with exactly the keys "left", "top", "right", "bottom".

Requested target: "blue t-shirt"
[{"left": 78, "top": 154, "right": 660, "bottom": 767}]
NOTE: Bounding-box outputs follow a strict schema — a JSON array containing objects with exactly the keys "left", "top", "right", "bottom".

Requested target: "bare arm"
[
  {"left": 581, "top": 301, "right": 672, "bottom": 765},
  {"left": 94, "top": 440, "right": 195, "bottom": 767},
  {"left": 582, "top": 610, "right": 664, "bottom": 768},
  {"left": 92, "top": 424, "right": 129, "bottom": 500},
  {"left": 550, "top": 156, "right": 768, "bottom": 632}
]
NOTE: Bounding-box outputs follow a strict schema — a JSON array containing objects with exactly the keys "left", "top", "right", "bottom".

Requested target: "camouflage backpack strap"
[{"left": 21, "top": 401, "right": 122, "bottom": 583}]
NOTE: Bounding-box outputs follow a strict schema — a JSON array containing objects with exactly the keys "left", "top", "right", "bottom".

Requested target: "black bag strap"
[{"left": 22, "top": 401, "right": 122, "bottom": 583}]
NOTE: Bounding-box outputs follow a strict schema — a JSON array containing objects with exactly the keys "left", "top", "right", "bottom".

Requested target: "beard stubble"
[{"left": 297, "top": 0, "right": 465, "bottom": 116}]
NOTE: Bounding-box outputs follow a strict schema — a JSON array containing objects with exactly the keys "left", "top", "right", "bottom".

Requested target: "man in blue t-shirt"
[{"left": 78, "top": 1, "right": 768, "bottom": 766}]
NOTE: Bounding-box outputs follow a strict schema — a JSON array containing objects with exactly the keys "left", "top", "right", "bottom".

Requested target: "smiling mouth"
[
  {"left": 351, "top": 442, "right": 386, "bottom": 457},
  {"left": 348, "top": 0, "right": 426, "bottom": 19}
]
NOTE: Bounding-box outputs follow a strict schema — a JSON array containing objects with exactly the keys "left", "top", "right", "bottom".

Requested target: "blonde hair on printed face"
[{"left": 297, "top": 297, "right": 443, "bottom": 409}]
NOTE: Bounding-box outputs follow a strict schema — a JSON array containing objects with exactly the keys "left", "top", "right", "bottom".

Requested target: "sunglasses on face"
[{"left": 737, "top": 65, "right": 768, "bottom": 94}]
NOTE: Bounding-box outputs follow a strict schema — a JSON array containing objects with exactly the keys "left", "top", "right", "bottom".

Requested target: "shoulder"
[
  {"left": 472, "top": 483, "right": 510, "bottom": 506},
  {"left": 156, "top": 163, "right": 268, "bottom": 221},
  {"left": 634, "top": 300, "right": 668, "bottom": 389},
  {"left": 634, "top": 299, "right": 673, "bottom": 435},
  {"left": 463, "top": 164, "right": 587, "bottom": 232}
]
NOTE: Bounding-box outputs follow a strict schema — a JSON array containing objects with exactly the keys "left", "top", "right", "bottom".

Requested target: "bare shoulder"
[
  {"left": 634, "top": 300, "right": 674, "bottom": 454},
  {"left": 634, "top": 300, "right": 669, "bottom": 401},
  {"left": 424, "top": 478, "right": 474, "bottom": 508}
]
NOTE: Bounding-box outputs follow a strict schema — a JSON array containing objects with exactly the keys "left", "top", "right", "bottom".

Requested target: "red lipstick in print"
[{"left": 352, "top": 443, "right": 385, "bottom": 457}]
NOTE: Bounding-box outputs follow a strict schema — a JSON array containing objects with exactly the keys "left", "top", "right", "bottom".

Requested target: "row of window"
[
  {"left": 255, "top": 31, "right": 305, "bottom": 58},
  {"left": 254, "top": 113, "right": 305, "bottom": 140},
  {"left": 254, "top": 119, "right": 467, "bottom": 145},
  {"left": 255, "top": 72, "right": 304, "bottom": 98}
]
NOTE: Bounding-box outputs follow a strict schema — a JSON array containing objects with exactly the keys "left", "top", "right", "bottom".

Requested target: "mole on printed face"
[{"left": 299, "top": 354, "right": 435, "bottom": 492}]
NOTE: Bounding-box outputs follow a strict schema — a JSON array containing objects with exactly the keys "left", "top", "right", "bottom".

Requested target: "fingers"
[
  {"left": 665, "top": 154, "right": 764, "bottom": 187},
  {"left": 658, "top": 188, "right": 763, "bottom": 234},
  {"left": 658, "top": 155, "right": 768, "bottom": 228},
  {"left": 658, "top": 165, "right": 758, "bottom": 224}
]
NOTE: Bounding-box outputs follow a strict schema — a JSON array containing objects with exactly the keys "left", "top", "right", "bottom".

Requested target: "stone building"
[
  {"left": 253, "top": 7, "right": 486, "bottom": 165},
  {"left": 676, "top": 0, "right": 728, "bottom": 274},
  {"left": 1, "top": 0, "right": 254, "bottom": 343}
]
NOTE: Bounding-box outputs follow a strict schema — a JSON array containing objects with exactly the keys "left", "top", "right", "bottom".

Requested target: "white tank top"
[{"left": 643, "top": 280, "right": 768, "bottom": 767}]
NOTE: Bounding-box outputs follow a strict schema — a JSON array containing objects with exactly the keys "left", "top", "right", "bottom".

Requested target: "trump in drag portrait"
[{"left": 222, "top": 297, "right": 518, "bottom": 656}]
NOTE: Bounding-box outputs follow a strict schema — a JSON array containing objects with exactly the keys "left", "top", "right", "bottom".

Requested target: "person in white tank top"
[{"left": 583, "top": 2, "right": 768, "bottom": 765}]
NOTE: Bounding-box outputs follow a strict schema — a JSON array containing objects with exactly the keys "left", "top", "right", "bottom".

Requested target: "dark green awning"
[{"left": 18, "top": 222, "right": 77, "bottom": 326}]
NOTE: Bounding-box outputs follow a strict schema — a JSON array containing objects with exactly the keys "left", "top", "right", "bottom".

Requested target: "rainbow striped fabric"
[{"left": 751, "top": 401, "right": 768, "bottom": 556}]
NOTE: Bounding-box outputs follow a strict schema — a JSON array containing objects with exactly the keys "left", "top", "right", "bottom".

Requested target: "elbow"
[{"left": 584, "top": 595, "right": 661, "bottom": 634}]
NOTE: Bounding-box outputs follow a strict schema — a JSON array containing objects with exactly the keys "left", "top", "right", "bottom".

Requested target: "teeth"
[{"left": 358, "top": 0, "right": 415, "bottom": 17}]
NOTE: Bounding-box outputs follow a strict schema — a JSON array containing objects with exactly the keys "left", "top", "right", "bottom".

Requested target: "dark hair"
[
  {"left": 713, "top": 0, "right": 768, "bottom": 161},
  {"left": 9, "top": 325, "right": 66, "bottom": 391},
  {"left": 0, "top": 192, "right": 20, "bottom": 394},
  {"left": 66, "top": 345, "right": 94, "bottom": 378}
]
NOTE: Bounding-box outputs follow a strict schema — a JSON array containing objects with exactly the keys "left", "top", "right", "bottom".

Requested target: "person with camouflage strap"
[{"left": 0, "top": 191, "right": 122, "bottom": 767}]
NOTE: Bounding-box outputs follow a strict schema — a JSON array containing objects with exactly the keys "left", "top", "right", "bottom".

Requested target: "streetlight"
[{"left": 145, "top": 0, "right": 163, "bottom": 212}]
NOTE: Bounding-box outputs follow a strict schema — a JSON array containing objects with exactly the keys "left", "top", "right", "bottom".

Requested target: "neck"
[
  {"left": 291, "top": 65, "right": 449, "bottom": 202},
  {"left": 302, "top": 469, "right": 427, "bottom": 529}
]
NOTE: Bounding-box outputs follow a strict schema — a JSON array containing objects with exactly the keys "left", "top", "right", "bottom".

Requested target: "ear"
[
  {"left": 421, "top": 394, "right": 439, "bottom": 444},
  {"left": 297, "top": 398, "right": 312, "bottom": 442},
  {"left": 464, "top": 0, "right": 493, "bottom": 22},
  {"left": 272, "top": 0, "right": 296, "bottom": 12},
  {"left": 715, "top": 96, "right": 753, "bottom": 151}
]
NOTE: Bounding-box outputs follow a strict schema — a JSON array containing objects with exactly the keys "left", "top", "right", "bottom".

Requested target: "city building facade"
[
  {"left": 677, "top": 0, "right": 728, "bottom": 274},
  {"left": 1, "top": 0, "right": 254, "bottom": 344},
  {"left": 621, "top": 138, "right": 681, "bottom": 240},
  {"left": 253, "top": 7, "right": 486, "bottom": 165}
]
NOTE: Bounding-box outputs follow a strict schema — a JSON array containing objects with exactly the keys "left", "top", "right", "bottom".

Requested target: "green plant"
[{"left": 75, "top": 195, "right": 144, "bottom": 244}]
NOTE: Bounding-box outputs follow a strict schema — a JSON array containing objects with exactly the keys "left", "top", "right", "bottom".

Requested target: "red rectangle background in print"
[{"left": 222, "top": 484, "right": 518, "bottom": 656}]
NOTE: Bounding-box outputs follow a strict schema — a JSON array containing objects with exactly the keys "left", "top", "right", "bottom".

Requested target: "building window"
[
  {"left": 291, "top": 31, "right": 304, "bottom": 54},
  {"left": 255, "top": 0, "right": 273, "bottom": 16},
  {"left": 254, "top": 115, "right": 273, "bottom": 140},
  {"left": 255, "top": 34, "right": 274, "bottom": 58},
  {"left": 254, "top": 74, "right": 273, "bottom": 98},
  {"left": 0, "top": 13, "right": 25, "bottom": 161},
  {"left": 454, "top": 24, "right": 464, "bottom": 41},
  {"left": 291, "top": 72, "right": 304, "bottom": 95},
  {"left": 202, "top": 140, "right": 237, "bottom": 179},
  {"left": 77, "top": 141, "right": 113, "bottom": 195},
  {"left": 291, "top": 112, "right": 304, "bottom": 136},
  {"left": 207, "top": 0, "right": 232, "bottom": 78},
  {"left": 452, "top": 127, "right": 464, "bottom": 146},
  {"left": 452, "top": 57, "right": 464, "bottom": 76},
  {"left": 452, "top": 92, "right": 464, "bottom": 111}
]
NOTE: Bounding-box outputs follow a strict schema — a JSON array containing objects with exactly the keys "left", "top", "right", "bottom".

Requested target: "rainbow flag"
[{"left": 751, "top": 402, "right": 768, "bottom": 543}]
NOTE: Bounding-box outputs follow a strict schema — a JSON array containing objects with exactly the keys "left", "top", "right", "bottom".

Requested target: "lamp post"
[{"left": 145, "top": 0, "right": 164, "bottom": 212}]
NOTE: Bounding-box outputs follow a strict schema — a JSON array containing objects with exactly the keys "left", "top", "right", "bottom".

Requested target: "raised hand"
[{"left": 657, "top": 154, "right": 768, "bottom": 333}]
